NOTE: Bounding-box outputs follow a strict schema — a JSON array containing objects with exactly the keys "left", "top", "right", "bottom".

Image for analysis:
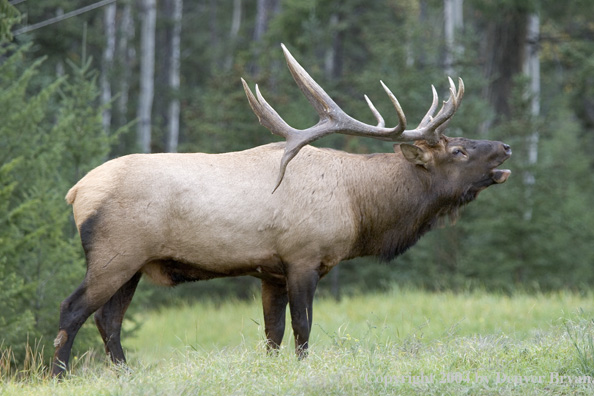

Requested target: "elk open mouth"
[{"left": 491, "top": 169, "right": 511, "bottom": 184}]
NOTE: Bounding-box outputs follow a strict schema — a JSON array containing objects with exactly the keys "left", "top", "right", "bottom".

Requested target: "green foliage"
[
  {"left": 0, "top": 43, "right": 117, "bottom": 366},
  {"left": 182, "top": 66, "right": 275, "bottom": 154},
  {"left": 0, "top": 160, "right": 36, "bottom": 360},
  {"left": 0, "top": 0, "right": 19, "bottom": 42},
  {"left": 56, "top": 57, "right": 125, "bottom": 182}
]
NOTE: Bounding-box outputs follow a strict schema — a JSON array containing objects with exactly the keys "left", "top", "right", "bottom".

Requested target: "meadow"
[{"left": 3, "top": 287, "right": 594, "bottom": 395}]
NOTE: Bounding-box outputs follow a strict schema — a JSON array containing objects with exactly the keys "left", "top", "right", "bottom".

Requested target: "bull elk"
[{"left": 52, "top": 44, "right": 511, "bottom": 376}]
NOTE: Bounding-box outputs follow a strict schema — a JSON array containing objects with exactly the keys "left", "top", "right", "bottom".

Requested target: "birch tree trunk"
[
  {"left": 444, "top": 0, "right": 463, "bottom": 76},
  {"left": 137, "top": 0, "right": 157, "bottom": 153},
  {"left": 56, "top": 8, "right": 65, "bottom": 76},
  {"left": 324, "top": 13, "right": 342, "bottom": 80},
  {"left": 166, "top": 0, "right": 183, "bottom": 153},
  {"left": 101, "top": 2, "right": 116, "bottom": 133},
  {"left": 224, "top": 0, "right": 242, "bottom": 71},
  {"left": 522, "top": 13, "right": 540, "bottom": 221},
  {"left": 117, "top": 1, "right": 135, "bottom": 128},
  {"left": 253, "top": 0, "right": 268, "bottom": 43}
]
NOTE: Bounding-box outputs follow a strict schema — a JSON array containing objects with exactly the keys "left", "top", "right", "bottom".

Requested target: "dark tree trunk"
[
  {"left": 251, "top": 0, "right": 280, "bottom": 76},
  {"left": 483, "top": 9, "right": 529, "bottom": 123},
  {"left": 101, "top": 2, "right": 116, "bottom": 134}
]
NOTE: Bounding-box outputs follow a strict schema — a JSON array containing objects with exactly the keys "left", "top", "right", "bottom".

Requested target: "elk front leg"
[
  {"left": 261, "top": 279, "right": 288, "bottom": 351},
  {"left": 287, "top": 268, "right": 320, "bottom": 358}
]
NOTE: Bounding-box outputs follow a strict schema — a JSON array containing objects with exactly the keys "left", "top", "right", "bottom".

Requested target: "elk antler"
[{"left": 241, "top": 44, "right": 464, "bottom": 192}]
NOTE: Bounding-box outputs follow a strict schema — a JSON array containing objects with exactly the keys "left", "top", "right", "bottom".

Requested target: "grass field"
[{"left": 3, "top": 287, "right": 594, "bottom": 395}]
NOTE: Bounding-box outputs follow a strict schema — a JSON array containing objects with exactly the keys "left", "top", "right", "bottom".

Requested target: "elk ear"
[{"left": 398, "top": 143, "right": 431, "bottom": 167}]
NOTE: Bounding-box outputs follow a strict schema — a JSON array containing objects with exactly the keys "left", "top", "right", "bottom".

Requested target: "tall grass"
[
  {"left": 3, "top": 287, "right": 594, "bottom": 395},
  {"left": 0, "top": 338, "right": 47, "bottom": 382},
  {"left": 566, "top": 310, "right": 594, "bottom": 377},
  {"left": 128, "top": 288, "right": 594, "bottom": 358}
]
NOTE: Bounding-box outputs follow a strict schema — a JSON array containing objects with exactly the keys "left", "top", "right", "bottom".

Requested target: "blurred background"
[{"left": 1, "top": 0, "right": 593, "bottom": 363}]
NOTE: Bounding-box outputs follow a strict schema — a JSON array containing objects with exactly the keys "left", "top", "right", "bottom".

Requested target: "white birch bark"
[
  {"left": 523, "top": 13, "right": 540, "bottom": 221},
  {"left": 117, "top": 2, "right": 135, "bottom": 127},
  {"left": 56, "top": 8, "right": 65, "bottom": 76},
  {"left": 224, "top": 0, "right": 242, "bottom": 71},
  {"left": 254, "top": 0, "right": 267, "bottom": 42},
  {"left": 166, "top": 0, "right": 183, "bottom": 153},
  {"left": 444, "top": 0, "right": 463, "bottom": 76},
  {"left": 324, "top": 13, "right": 340, "bottom": 80},
  {"left": 137, "top": 0, "right": 156, "bottom": 153}
]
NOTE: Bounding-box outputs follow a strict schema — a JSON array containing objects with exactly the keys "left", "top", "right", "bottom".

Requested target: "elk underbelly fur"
[{"left": 141, "top": 257, "right": 286, "bottom": 286}]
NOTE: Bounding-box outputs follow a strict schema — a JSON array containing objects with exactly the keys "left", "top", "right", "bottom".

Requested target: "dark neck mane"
[{"left": 346, "top": 154, "right": 470, "bottom": 262}]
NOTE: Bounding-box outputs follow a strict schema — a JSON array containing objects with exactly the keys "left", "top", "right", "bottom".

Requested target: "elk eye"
[{"left": 451, "top": 148, "right": 467, "bottom": 157}]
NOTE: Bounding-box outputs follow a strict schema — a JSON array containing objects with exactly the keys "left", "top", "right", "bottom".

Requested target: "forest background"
[{"left": 1, "top": 0, "right": 593, "bottom": 364}]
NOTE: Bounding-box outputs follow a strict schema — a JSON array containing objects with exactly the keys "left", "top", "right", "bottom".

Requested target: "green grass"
[{"left": 3, "top": 287, "right": 594, "bottom": 395}]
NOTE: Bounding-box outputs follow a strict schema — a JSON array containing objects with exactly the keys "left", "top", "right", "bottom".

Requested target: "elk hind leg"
[
  {"left": 261, "top": 279, "right": 288, "bottom": 351},
  {"left": 52, "top": 274, "right": 131, "bottom": 377},
  {"left": 52, "top": 282, "right": 100, "bottom": 377},
  {"left": 52, "top": 256, "right": 142, "bottom": 377},
  {"left": 94, "top": 272, "right": 142, "bottom": 365}
]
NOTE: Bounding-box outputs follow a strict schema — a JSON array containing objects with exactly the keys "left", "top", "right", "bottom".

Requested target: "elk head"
[
  {"left": 242, "top": 44, "right": 510, "bottom": 193},
  {"left": 400, "top": 137, "right": 511, "bottom": 207}
]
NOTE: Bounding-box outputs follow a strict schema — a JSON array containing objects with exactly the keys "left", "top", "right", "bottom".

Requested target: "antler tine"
[
  {"left": 380, "top": 81, "right": 407, "bottom": 133},
  {"left": 281, "top": 43, "right": 341, "bottom": 119},
  {"left": 434, "top": 77, "right": 465, "bottom": 136},
  {"left": 417, "top": 85, "right": 439, "bottom": 130},
  {"left": 429, "top": 77, "right": 464, "bottom": 136},
  {"left": 455, "top": 77, "right": 465, "bottom": 104},
  {"left": 364, "top": 95, "right": 385, "bottom": 128},
  {"left": 413, "top": 76, "right": 466, "bottom": 143},
  {"left": 241, "top": 79, "right": 293, "bottom": 138}
]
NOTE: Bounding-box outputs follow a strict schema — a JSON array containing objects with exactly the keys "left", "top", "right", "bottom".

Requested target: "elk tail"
[{"left": 65, "top": 185, "right": 78, "bottom": 205}]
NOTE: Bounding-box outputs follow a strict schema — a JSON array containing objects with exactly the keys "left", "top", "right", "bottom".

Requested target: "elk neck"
[{"left": 345, "top": 151, "right": 454, "bottom": 262}]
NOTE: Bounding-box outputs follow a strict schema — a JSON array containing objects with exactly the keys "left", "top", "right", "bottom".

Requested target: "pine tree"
[
  {"left": 0, "top": 42, "right": 122, "bottom": 366},
  {"left": 0, "top": 159, "right": 36, "bottom": 360}
]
